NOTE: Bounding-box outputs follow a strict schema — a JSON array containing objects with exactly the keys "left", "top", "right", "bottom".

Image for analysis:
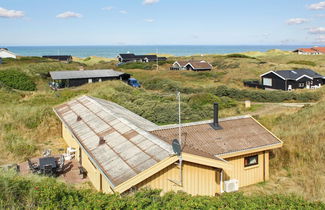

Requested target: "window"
[
  {"left": 299, "top": 83, "right": 304, "bottom": 88},
  {"left": 244, "top": 155, "right": 258, "bottom": 167},
  {"left": 263, "top": 78, "right": 272, "bottom": 86}
]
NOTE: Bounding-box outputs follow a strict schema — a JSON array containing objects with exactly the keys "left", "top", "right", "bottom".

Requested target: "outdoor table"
[{"left": 39, "top": 157, "right": 57, "bottom": 174}]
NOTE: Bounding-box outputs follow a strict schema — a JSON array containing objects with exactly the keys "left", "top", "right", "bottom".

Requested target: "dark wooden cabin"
[
  {"left": 117, "top": 53, "right": 167, "bottom": 63},
  {"left": 50, "top": 69, "right": 130, "bottom": 88},
  {"left": 43, "top": 55, "right": 73, "bottom": 63},
  {"left": 260, "top": 69, "right": 324, "bottom": 91}
]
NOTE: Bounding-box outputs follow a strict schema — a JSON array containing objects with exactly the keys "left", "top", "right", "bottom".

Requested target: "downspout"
[{"left": 220, "top": 169, "right": 224, "bottom": 194}]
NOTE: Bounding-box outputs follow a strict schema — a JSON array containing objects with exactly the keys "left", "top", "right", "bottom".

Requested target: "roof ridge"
[{"left": 150, "top": 115, "right": 251, "bottom": 131}]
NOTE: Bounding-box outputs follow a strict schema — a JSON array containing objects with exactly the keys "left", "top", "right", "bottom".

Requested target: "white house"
[{"left": 0, "top": 48, "right": 17, "bottom": 59}]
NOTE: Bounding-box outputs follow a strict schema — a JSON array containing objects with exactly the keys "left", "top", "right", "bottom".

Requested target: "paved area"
[{"left": 19, "top": 156, "right": 89, "bottom": 184}]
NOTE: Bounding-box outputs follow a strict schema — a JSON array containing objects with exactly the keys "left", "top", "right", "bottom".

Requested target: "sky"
[{"left": 0, "top": 0, "right": 325, "bottom": 46}]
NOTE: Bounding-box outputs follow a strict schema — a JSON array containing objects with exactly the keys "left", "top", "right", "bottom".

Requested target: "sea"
[{"left": 4, "top": 45, "right": 311, "bottom": 58}]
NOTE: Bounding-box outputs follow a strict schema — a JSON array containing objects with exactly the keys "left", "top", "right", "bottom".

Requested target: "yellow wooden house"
[{"left": 54, "top": 96, "right": 283, "bottom": 196}]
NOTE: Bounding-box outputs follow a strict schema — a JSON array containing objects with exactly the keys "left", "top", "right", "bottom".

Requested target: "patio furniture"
[
  {"left": 39, "top": 157, "right": 57, "bottom": 176},
  {"left": 42, "top": 149, "right": 52, "bottom": 157},
  {"left": 43, "top": 164, "right": 53, "bottom": 176},
  {"left": 64, "top": 147, "right": 76, "bottom": 160},
  {"left": 78, "top": 166, "right": 87, "bottom": 179},
  {"left": 27, "top": 158, "right": 39, "bottom": 173},
  {"left": 56, "top": 155, "right": 65, "bottom": 174}
]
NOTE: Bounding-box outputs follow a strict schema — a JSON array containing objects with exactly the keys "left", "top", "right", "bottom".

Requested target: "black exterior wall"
[
  {"left": 60, "top": 74, "right": 131, "bottom": 88},
  {"left": 261, "top": 72, "right": 286, "bottom": 90},
  {"left": 262, "top": 72, "right": 324, "bottom": 90}
]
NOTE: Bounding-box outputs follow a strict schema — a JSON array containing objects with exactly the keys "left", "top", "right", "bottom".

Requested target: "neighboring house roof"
[
  {"left": 294, "top": 47, "right": 325, "bottom": 54},
  {"left": 174, "top": 61, "right": 189, "bottom": 67},
  {"left": 173, "top": 60, "right": 212, "bottom": 69},
  {"left": 0, "top": 48, "right": 16, "bottom": 55},
  {"left": 118, "top": 54, "right": 136, "bottom": 59},
  {"left": 50, "top": 69, "right": 126, "bottom": 80},
  {"left": 313, "top": 47, "right": 325, "bottom": 54},
  {"left": 261, "top": 69, "right": 324, "bottom": 81},
  {"left": 150, "top": 116, "right": 282, "bottom": 158},
  {"left": 118, "top": 53, "right": 165, "bottom": 61},
  {"left": 186, "top": 61, "right": 212, "bottom": 70},
  {"left": 53, "top": 95, "right": 172, "bottom": 187},
  {"left": 135, "top": 55, "right": 157, "bottom": 60},
  {"left": 43, "top": 55, "right": 72, "bottom": 61},
  {"left": 295, "top": 48, "right": 317, "bottom": 53}
]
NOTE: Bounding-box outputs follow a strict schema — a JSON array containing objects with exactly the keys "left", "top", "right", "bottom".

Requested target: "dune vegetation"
[{"left": 1, "top": 51, "right": 325, "bottom": 205}]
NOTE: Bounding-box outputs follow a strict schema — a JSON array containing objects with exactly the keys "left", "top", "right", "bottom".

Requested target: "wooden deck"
[{"left": 19, "top": 157, "right": 89, "bottom": 185}]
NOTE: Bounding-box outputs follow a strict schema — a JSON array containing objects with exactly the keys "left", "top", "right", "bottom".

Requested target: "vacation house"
[
  {"left": 117, "top": 53, "right": 167, "bottom": 63},
  {"left": 0, "top": 48, "right": 17, "bottom": 59},
  {"left": 53, "top": 96, "right": 283, "bottom": 196},
  {"left": 293, "top": 47, "right": 325, "bottom": 55},
  {"left": 43, "top": 55, "right": 73, "bottom": 63},
  {"left": 260, "top": 69, "right": 325, "bottom": 91},
  {"left": 50, "top": 69, "right": 130, "bottom": 88},
  {"left": 171, "top": 60, "right": 212, "bottom": 71}
]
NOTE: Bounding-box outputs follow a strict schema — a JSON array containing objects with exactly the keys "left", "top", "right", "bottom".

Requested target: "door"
[
  {"left": 306, "top": 81, "right": 311, "bottom": 89},
  {"left": 288, "top": 85, "right": 292, "bottom": 91},
  {"left": 88, "top": 78, "right": 93, "bottom": 83}
]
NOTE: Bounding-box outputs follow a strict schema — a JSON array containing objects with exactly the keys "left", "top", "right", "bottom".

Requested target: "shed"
[{"left": 49, "top": 69, "right": 130, "bottom": 87}]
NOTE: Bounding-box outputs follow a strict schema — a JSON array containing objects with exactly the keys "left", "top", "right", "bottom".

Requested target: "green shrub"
[
  {"left": 0, "top": 173, "right": 324, "bottom": 209},
  {"left": 0, "top": 70, "right": 36, "bottom": 91},
  {"left": 226, "top": 54, "right": 256, "bottom": 59},
  {"left": 118, "top": 62, "right": 154, "bottom": 70},
  {"left": 287, "top": 60, "right": 316, "bottom": 66},
  {"left": 3, "top": 133, "right": 37, "bottom": 157},
  {"left": 188, "top": 93, "right": 237, "bottom": 109},
  {"left": 214, "top": 85, "right": 321, "bottom": 102},
  {"left": 142, "top": 77, "right": 198, "bottom": 94}
]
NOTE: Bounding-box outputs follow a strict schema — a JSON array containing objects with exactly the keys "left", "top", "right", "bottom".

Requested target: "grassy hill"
[{"left": 1, "top": 53, "right": 325, "bottom": 203}]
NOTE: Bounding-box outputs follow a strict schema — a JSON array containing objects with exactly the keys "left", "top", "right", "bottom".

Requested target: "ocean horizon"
[{"left": 3, "top": 45, "right": 317, "bottom": 58}]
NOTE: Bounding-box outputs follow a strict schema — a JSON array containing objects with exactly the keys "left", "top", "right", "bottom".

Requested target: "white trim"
[
  {"left": 172, "top": 61, "right": 183, "bottom": 68},
  {"left": 184, "top": 62, "right": 212, "bottom": 70},
  {"left": 295, "top": 74, "right": 313, "bottom": 81},
  {"left": 260, "top": 71, "right": 286, "bottom": 80}
]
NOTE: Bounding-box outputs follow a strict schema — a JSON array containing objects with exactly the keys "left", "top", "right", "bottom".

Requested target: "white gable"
[{"left": 0, "top": 50, "right": 16, "bottom": 59}]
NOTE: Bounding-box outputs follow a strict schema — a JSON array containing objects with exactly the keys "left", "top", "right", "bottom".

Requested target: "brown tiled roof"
[
  {"left": 150, "top": 116, "right": 282, "bottom": 157},
  {"left": 175, "top": 61, "right": 188, "bottom": 66},
  {"left": 186, "top": 61, "right": 212, "bottom": 70}
]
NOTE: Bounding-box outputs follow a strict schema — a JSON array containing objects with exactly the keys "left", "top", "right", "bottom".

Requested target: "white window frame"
[{"left": 263, "top": 78, "right": 272, "bottom": 86}]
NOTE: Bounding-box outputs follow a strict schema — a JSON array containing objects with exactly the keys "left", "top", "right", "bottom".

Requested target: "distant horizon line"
[{"left": 1, "top": 44, "right": 322, "bottom": 47}]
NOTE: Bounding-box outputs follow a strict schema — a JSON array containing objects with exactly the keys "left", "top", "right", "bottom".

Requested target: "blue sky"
[{"left": 1, "top": 0, "right": 325, "bottom": 45}]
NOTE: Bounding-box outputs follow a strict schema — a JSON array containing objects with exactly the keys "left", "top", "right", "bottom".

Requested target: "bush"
[
  {"left": 118, "top": 62, "right": 154, "bottom": 70},
  {"left": 142, "top": 77, "right": 198, "bottom": 94},
  {"left": 0, "top": 173, "right": 324, "bottom": 209},
  {"left": 0, "top": 70, "right": 36, "bottom": 91},
  {"left": 287, "top": 60, "right": 316, "bottom": 66},
  {"left": 226, "top": 54, "right": 256, "bottom": 59},
  {"left": 214, "top": 85, "right": 321, "bottom": 102}
]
